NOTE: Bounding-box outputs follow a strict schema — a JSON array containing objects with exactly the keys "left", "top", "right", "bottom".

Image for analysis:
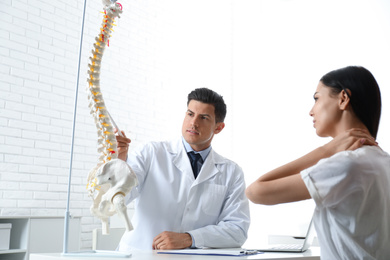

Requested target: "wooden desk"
[{"left": 30, "top": 248, "right": 320, "bottom": 260}]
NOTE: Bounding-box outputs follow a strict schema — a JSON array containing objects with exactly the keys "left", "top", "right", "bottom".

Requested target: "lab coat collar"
[{"left": 168, "top": 138, "right": 227, "bottom": 185}]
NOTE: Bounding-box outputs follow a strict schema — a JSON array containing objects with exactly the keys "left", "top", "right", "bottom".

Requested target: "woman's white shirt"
[{"left": 301, "top": 146, "right": 390, "bottom": 259}]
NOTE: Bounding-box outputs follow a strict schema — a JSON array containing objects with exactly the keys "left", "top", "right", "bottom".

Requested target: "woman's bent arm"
[{"left": 246, "top": 128, "right": 377, "bottom": 205}]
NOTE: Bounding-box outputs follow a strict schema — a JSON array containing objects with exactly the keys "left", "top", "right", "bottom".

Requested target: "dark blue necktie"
[{"left": 188, "top": 151, "right": 203, "bottom": 178}]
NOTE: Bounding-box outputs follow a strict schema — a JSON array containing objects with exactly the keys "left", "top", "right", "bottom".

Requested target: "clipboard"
[{"left": 157, "top": 249, "right": 262, "bottom": 256}]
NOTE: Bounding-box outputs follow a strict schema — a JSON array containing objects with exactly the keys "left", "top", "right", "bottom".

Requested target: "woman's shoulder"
[
  {"left": 326, "top": 145, "right": 387, "bottom": 160},
  {"left": 305, "top": 146, "right": 388, "bottom": 175},
  {"left": 340, "top": 145, "right": 389, "bottom": 162},
  {"left": 322, "top": 145, "right": 390, "bottom": 174}
]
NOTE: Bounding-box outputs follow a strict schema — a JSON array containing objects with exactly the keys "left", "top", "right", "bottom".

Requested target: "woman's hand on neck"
[{"left": 324, "top": 128, "right": 377, "bottom": 156}]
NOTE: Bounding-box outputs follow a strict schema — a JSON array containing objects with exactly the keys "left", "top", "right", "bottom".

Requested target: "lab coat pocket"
[{"left": 201, "top": 184, "right": 227, "bottom": 217}]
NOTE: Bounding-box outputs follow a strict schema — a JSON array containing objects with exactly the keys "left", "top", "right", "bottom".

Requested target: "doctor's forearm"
[{"left": 189, "top": 223, "right": 247, "bottom": 248}]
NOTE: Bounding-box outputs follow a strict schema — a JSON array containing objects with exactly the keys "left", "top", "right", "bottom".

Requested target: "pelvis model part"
[{"left": 86, "top": 0, "right": 137, "bottom": 235}]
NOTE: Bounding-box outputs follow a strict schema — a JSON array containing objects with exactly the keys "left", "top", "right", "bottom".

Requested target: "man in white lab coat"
[{"left": 116, "top": 88, "right": 250, "bottom": 251}]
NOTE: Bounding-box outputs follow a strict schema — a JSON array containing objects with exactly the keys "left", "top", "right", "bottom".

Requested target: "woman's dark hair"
[
  {"left": 187, "top": 88, "right": 227, "bottom": 123},
  {"left": 320, "top": 66, "right": 381, "bottom": 138}
]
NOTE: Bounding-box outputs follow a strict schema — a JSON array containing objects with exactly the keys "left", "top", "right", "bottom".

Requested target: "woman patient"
[{"left": 246, "top": 66, "right": 390, "bottom": 259}]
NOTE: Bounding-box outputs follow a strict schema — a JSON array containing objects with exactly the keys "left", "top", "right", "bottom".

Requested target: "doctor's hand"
[
  {"left": 152, "top": 231, "right": 192, "bottom": 250},
  {"left": 114, "top": 128, "right": 131, "bottom": 161}
]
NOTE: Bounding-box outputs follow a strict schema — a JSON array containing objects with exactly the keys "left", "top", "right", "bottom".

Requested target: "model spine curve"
[
  {"left": 84, "top": 0, "right": 138, "bottom": 235},
  {"left": 86, "top": 1, "right": 122, "bottom": 194}
]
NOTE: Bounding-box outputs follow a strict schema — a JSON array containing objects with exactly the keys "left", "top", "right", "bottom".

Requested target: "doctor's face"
[{"left": 182, "top": 100, "right": 225, "bottom": 151}]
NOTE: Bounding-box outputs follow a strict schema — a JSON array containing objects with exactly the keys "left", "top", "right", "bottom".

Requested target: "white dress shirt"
[{"left": 301, "top": 146, "right": 390, "bottom": 260}]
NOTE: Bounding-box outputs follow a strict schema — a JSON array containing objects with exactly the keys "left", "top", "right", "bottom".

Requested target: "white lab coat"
[{"left": 117, "top": 138, "right": 250, "bottom": 251}]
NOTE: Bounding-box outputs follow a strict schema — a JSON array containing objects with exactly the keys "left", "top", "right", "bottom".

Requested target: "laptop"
[{"left": 257, "top": 216, "right": 315, "bottom": 253}]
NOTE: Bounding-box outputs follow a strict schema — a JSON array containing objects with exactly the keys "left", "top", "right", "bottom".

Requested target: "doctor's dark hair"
[
  {"left": 320, "top": 66, "right": 382, "bottom": 138},
  {"left": 187, "top": 88, "right": 227, "bottom": 123}
]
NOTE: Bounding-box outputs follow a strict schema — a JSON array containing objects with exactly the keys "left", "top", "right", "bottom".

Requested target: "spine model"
[
  {"left": 86, "top": 0, "right": 137, "bottom": 235},
  {"left": 87, "top": 0, "right": 122, "bottom": 167}
]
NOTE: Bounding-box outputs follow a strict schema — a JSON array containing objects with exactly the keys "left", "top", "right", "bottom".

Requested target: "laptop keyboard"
[{"left": 268, "top": 244, "right": 303, "bottom": 250}]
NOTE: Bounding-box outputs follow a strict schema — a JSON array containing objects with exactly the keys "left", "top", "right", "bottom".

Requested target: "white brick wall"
[{"left": 1, "top": 0, "right": 234, "bottom": 250}]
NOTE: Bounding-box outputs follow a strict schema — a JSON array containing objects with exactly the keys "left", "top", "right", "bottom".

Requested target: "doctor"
[{"left": 115, "top": 88, "right": 250, "bottom": 251}]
